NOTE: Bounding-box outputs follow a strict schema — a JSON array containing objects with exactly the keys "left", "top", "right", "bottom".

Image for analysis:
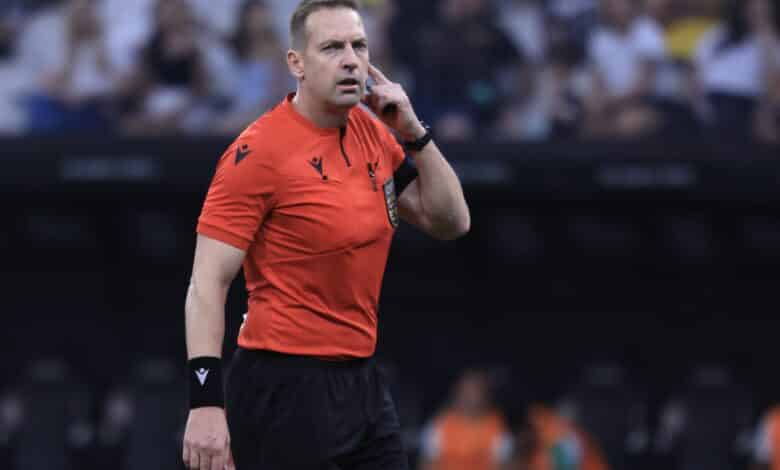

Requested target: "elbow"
[
  {"left": 451, "top": 215, "right": 471, "bottom": 240},
  {"left": 432, "top": 213, "right": 471, "bottom": 241}
]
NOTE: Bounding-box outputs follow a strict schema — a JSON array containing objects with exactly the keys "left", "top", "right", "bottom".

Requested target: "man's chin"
[{"left": 329, "top": 94, "right": 361, "bottom": 109}]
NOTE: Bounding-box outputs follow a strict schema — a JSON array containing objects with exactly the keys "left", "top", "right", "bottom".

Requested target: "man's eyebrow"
[{"left": 318, "top": 37, "right": 368, "bottom": 47}]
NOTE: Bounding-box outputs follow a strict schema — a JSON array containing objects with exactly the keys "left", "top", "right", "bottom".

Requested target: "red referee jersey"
[{"left": 197, "top": 94, "right": 409, "bottom": 359}]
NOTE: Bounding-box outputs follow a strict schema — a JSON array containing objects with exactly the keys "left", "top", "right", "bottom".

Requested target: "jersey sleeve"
[{"left": 197, "top": 137, "right": 276, "bottom": 251}]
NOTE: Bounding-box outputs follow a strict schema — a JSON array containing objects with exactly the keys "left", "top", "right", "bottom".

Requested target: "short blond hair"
[{"left": 289, "top": 0, "right": 361, "bottom": 49}]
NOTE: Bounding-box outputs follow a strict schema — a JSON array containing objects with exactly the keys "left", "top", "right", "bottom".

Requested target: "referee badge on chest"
[{"left": 383, "top": 177, "right": 399, "bottom": 228}]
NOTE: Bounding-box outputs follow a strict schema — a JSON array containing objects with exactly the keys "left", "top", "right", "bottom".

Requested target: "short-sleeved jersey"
[{"left": 197, "top": 94, "right": 414, "bottom": 359}]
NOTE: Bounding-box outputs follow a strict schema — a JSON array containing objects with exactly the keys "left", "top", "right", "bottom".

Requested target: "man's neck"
[{"left": 292, "top": 89, "right": 350, "bottom": 129}]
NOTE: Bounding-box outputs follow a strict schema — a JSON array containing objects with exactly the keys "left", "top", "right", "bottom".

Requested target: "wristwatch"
[{"left": 402, "top": 122, "right": 433, "bottom": 152}]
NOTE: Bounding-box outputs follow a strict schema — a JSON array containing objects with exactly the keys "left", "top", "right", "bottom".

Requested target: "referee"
[{"left": 182, "top": 1, "right": 470, "bottom": 469}]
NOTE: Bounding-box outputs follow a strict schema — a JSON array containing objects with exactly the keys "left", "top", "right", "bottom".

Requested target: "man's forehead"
[{"left": 306, "top": 8, "right": 366, "bottom": 44}]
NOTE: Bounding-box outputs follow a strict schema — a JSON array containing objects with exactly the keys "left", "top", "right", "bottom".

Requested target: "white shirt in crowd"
[
  {"left": 17, "top": 5, "right": 117, "bottom": 97},
  {"left": 0, "top": 58, "right": 33, "bottom": 133},
  {"left": 99, "top": 0, "right": 156, "bottom": 75},
  {"left": 587, "top": 16, "right": 667, "bottom": 98},
  {"left": 499, "top": 0, "right": 547, "bottom": 64},
  {"left": 694, "top": 25, "right": 780, "bottom": 97}
]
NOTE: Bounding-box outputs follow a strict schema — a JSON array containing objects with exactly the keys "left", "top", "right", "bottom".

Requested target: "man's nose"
[{"left": 341, "top": 46, "right": 359, "bottom": 72}]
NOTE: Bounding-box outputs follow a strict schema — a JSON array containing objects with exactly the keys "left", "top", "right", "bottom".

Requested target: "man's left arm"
[
  {"left": 396, "top": 140, "right": 470, "bottom": 240},
  {"left": 365, "top": 64, "right": 470, "bottom": 240}
]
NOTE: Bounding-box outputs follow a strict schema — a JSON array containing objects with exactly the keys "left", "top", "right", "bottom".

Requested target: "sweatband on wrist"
[{"left": 187, "top": 357, "right": 224, "bottom": 409}]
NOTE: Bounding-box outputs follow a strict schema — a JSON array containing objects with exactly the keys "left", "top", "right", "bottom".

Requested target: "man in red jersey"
[{"left": 181, "top": 1, "right": 470, "bottom": 469}]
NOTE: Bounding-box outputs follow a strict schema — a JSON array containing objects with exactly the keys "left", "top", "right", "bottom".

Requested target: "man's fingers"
[
  {"left": 189, "top": 450, "right": 200, "bottom": 470},
  {"left": 199, "top": 452, "right": 211, "bottom": 470},
  {"left": 183, "top": 443, "right": 191, "bottom": 468},
  {"left": 366, "top": 94, "right": 394, "bottom": 117},
  {"left": 210, "top": 452, "right": 225, "bottom": 470},
  {"left": 368, "top": 64, "right": 390, "bottom": 84},
  {"left": 225, "top": 448, "right": 236, "bottom": 470}
]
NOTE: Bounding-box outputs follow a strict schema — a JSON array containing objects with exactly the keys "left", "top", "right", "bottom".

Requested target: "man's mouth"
[{"left": 337, "top": 78, "right": 361, "bottom": 92}]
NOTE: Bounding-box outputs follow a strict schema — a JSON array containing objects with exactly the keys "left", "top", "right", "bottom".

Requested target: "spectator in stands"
[
  {"left": 361, "top": 0, "right": 401, "bottom": 78},
  {"left": 100, "top": 0, "right": 156, "bottom": 78},
  {"left": 539, "top": 14, "right": 591, "bottom": 139},
  {"left": 213, "top": 0, "right": 291, "bottom": 134},
  {"left": 512, "top": 402, "right": 610, "bottom": 470},
  {"left": 188, "top": 0, "right": 244, "bottom": 39},
  {"left": 547, "top": 0, "right": 599, "bottom": 52},
  {"left": 24, "top": 0, "right": 119, "bottom": 133},
  {"left": 419, "top": 369, "right": 512, "bottom": 470},
  {"left": 584, "top": 0, "right": 667, "bottom": 138},
  {"left": 755, "top": 405, "right": 780, "bottom": 470},
  {"left": 643, "top": 0, "right": 703, "bottom": 137},
  {"left": 0, "top": 5, "right": 33, "bottom": 133},
  {"left": 491, "top": 60, "right": 550, "bottom": 141},
  {"left": 493, "top": 0, "right": 551, "bottom": 140},
  {"left": 414, "top": 0, "right": 522, "bottom": 141},
  {"left": 661, "top": 0, "right": 719, "bottom": 63},
  {"left": 693, "top": 0, "right": 780, "bottom": 140},
  {"left": 120, "top": 0, "right": 214, "bottom": 134},
  {"left": 498, "top": 0, "right": 547, "bottom": 65}
]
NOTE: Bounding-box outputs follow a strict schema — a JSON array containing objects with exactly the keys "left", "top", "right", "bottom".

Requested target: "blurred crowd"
[
  {"left": 419, "top": 366, "right": 775, "bottom": 470},
  {"left": 3, "top": 360, "right": 780, "bottom": 470},
  {"left": 0, "top": 0, "right": 778, "bottom": 141}
]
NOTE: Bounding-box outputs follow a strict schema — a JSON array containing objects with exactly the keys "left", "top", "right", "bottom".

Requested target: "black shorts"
[{"left": 225, "top": 348, "right": 409, "bottom": 470}]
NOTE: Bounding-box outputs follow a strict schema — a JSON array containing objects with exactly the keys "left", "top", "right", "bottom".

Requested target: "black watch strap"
[{"left": 402, "top": 122, "right": 433, "bottom": 152}]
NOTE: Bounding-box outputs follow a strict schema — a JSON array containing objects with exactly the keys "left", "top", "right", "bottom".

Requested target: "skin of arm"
[
  {"left": 182, "top": 234, "right": 244, "bottom": 470},
  {"left": 185, "top": 234, "right": 246, "bottom": 359},
  {"left": 397, "top": 141, "right": 470, "bottom": 241},
  {"left": 365, "top": 64, "right": 470, "bottom": 240}
]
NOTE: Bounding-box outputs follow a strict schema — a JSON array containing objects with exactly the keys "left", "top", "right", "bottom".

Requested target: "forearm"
[
  {"left": 365, "top": 63, "right": 469, "bottom": 238},
  {"left": 185, "top": 276, "right": 229, "bottom": 359},
  {"left": 410, "top": 140, "right": 470, "bottom": 239}
]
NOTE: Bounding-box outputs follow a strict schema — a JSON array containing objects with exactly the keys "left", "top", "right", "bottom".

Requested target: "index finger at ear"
[{"left": 368, "top": 64, "right": 390, "bottom": 84}]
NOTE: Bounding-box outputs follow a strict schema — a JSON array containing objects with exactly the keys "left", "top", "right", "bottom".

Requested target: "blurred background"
[{"left": 1, "top": 0, "right": 779, "bottom": 469}]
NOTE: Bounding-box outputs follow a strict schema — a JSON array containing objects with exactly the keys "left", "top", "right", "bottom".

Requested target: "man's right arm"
[
  {"left": 185, "top": 234, "right": 245, "bottom": 359},
  {"left": 183, "top": 234, "right": 245, "bottom": 470}
]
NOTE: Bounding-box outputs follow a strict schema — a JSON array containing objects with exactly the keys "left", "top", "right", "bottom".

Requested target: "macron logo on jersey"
[
  {"left": 195, "top": 368, "right": 209, "bottom": 386},
  {"left": 309, "top": 156, "right": 324, "bottom": 176},
  {"left": 235, "top": 143, "right": 251, "bottom": 165}
]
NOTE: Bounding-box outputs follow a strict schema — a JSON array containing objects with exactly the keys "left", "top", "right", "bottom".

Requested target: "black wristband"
[{"left": 187, "top": 357, "right": 224, "bottom": 409}]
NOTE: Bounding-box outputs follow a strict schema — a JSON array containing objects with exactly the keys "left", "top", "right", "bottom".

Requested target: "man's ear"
[{"left": 287, "top": 49, "right": 305, "bottom": 81}]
